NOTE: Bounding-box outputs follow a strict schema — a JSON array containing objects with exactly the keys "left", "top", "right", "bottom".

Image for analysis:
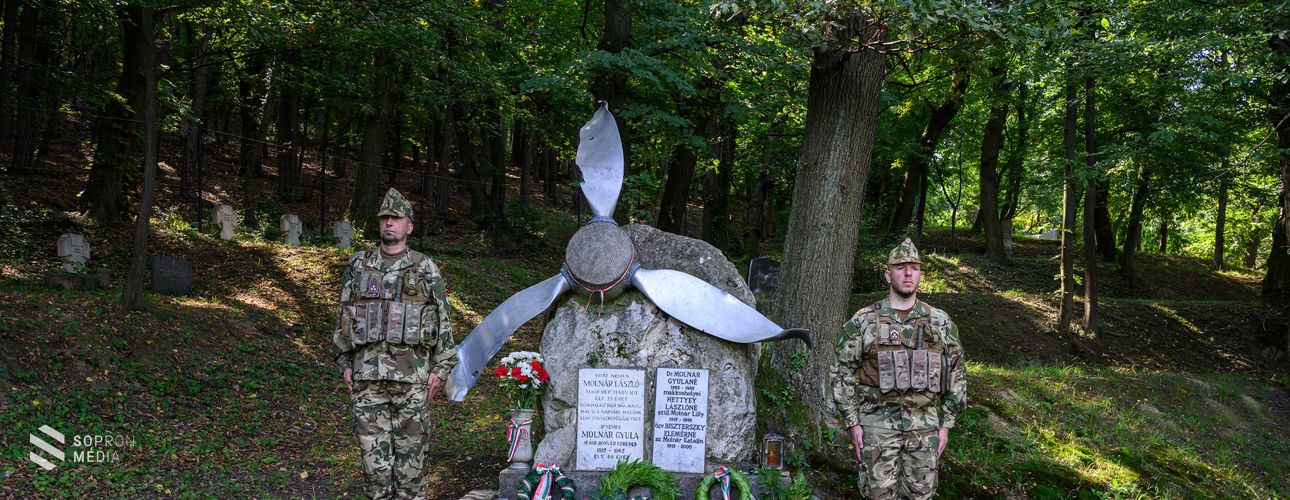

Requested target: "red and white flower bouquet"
[{"left": 492, "top": 351, "right": 550, "bottom": 410}]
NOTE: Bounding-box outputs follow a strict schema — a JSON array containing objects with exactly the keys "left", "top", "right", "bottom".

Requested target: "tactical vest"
[
  {"left": 858, "top": 305, "right": 946, "bottom": 397},
  {"left": 348, "top": 250, "right": 446, "bottom": 347}
]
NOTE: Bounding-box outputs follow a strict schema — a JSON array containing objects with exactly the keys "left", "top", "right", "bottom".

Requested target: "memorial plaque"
[
  {"left": 576, "top": 368, "right": 645, "bottom": 470},
  {"left": 214, "top": 204, "right": 237, "bottom": 240},
  {"left": 651, "top": 368, "right": 709, "bottom": 473},
  {"left": 747, "top": 257, "right": 780, "bottom": 314},
  {"left": 151, "top": 255, "right": 193, "bottom": 295}
]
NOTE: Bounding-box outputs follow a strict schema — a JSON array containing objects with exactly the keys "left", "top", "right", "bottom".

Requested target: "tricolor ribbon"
[
  {"left": 507, "top": 417, "right": 533, "bottom": 462},
  {"left": 713, "top": 466, "right": 732, "bottom": 500},
  {"left": 531, "top": 462, "right": 555, "bottom": 499}
]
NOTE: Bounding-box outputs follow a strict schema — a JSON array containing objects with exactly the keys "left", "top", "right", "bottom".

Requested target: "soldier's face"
[
  {"left": 885, "top": 263, "right": 922, "bottom": 298},
  {"left": 379, "top": 215, "right": 413, "bottom": 245}
]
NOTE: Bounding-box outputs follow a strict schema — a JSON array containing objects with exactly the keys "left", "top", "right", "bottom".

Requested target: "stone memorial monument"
[
  {"left": 45, "top": 233, "right": 106, "bottom": 289},
  {"left": 280, "top": 214, "right": 302, "bottom": 245},
  {"left": 333, "top": 220, "right": 354, "bottom": 249},
  {"left": 151, "top": 254, "right": 193, "bottom": 295},
  {"left": 537, "top": 224, "right": 760, "bottom": 470},
  {"left": 447, "top": 105, "right": 809, "bottom": 499},
  {"left": 214, "top": 204, "right": 237, "bottom": 240},
  {"left": 57, "top": 234, "right": 90, "bottom": 273}
]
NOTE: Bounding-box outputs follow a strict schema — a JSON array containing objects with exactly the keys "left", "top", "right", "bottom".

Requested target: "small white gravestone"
[
  {"left": 576, "top": 368, "right": 646, "bottom": 470},
  {"left": 280, "top": 214, "right": 302, "bottom": 246},
  {"left": 651, "top": 368, "right": 710, "bottom": 473},
  {"left": 57, "top": 234, "right": 90, "bottom": 273},
  {"left": 333, "top": 220, "right": 354, "bottom": 249},
  {"left": 214, "top": 204, "right": 237, "bottom": 240}
]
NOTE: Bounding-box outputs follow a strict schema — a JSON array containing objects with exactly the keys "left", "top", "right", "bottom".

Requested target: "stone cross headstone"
[
  {"left": 280, "top": 214, "right": 302, "bottom": 245},
  {"left": 651, "top": 368, "right": 709, "bottom": 473},
  {"left": 576, "top": 368, "right": 646, "bottom": 470},
  {"left": 333, "top": 220, "right": 354, "bottom": 249},
  {"left": 57, "top": 234, "right": 90, "bottom": 273},
  {"left": 214, "top": 204, "right": 237, "bottom": 240},
  {"left": 151, "top": 254, "right": 193, "bottom": 295},
  {"left": 747, "top": 257, "right": 780, "bottom": 314}
]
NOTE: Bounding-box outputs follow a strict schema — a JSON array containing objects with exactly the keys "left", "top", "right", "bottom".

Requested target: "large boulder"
[{"left": 534, "top": 224, "right": 760, "bottom": 469}]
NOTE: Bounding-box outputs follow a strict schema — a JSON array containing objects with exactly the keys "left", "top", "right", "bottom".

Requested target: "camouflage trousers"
[
  {"left": 857, "top": 426, "right": 941, "bottom": 499},
  {"left": 350, "top": 380, "right": 431, "bottom": 499}
]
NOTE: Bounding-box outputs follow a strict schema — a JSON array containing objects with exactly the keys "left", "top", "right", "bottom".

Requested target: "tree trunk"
[
  {"left": 1214, "top": 174, "right": 1228, "bottom": 270},
  {"left": 1058, "top": 72, "right": 1080, "bottom": 335},
  {"left": 1158, "top": 216, "right": 1169, "bottom": 253},
  {"left": 767, "top": 19, "right": 886, "bottom": 428},
  {"left": 887, "top": 67, "right": 971, "bottom": 235},
  {"left": 83, "top": 4, "right": 148, "bottom": 224},
  {"left": 979, "top": 65, "right": 1010, "bottom": 265},
  {"left": 180, "top": 24, "right": 212, "bottom": 199},
  {"left": 701, "top": 117, "right": 736, "bottom": 249},
  {"left": 1000, "top": 81, "right": 1030, "bottom": 222},
  {"left": 120, "top": 7, "right": 156, "bottom": 312},
  {"left": 436, "top": 106, "right": 453, "bottom": 216},
  {"left": 913, "top": 166, "right": 928, "bottom": 246},
  {"left": 237, "top": 55, "right": 267, "bottom": 179},
  {"left": 657, "top": 144, "right": 697, "bottom": 232},
  {"left": 347, "top": 58, "right": 395, "bottom": 237},
  {"left": 743, "top": 121, "right": 780, "bottom": 257},
  {"left": 1245, "top": 234, "right": 1262, "bottom": 268},
  {"left": 8, "top": 0, "right": 42, "bottom": 175},
  {"left": 1094, "top": 179, "right": 1115, "bottom": 261},
  {"left": 489, "top": 114, "right": 508, "bottom": 226},
  {"left": 1264, "top": 18, "right": 1290, "bottom": 308},
  {"left": 454, "top": 119, "right": 493, "bottom": 227},
  {"left": 592, "top": 0, "right": 631, "bottom": 175},
  {"left": 0, "top": 0, "right": 20, "bottom": 143},
  {"left": 275, "top": 51, "right": 302, "bottom": 202},
  {"left": 1119, "top": 164, "right": 1151, "bottom": 285},
  {"left": 1082, "top": 75, "right": 1099, "bottom": 333}
]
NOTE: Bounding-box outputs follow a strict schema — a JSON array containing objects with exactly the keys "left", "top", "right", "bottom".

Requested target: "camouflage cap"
[
  {"left": 378, "top": 188, "right": 413, "bottom": 219},
  {"left": 887, "top": 238, "right": 921, "bottom": 265}
]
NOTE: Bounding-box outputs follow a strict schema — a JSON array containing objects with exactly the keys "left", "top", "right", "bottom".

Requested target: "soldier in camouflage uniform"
[
  {"left": 830, "top": 238, "right": 967, "bottom": 499},
  {"left": 334, "top": 188, "right": 458, "bottom": 499}
]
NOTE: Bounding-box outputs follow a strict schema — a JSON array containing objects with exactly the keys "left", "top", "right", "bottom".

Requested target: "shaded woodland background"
[{"left": 0, "top": 0, "right": 1288, "bottom": 497}]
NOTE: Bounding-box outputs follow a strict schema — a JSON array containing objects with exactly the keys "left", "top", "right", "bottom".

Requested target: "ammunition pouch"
[{"left": 861, "top": 314, "right": 945, "bottom": 396}]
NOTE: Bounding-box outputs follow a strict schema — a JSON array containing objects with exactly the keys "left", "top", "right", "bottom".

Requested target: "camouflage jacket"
[
  {"left": 830, "top": 298, "right": 967, "bottom": 431},
  {"left": 332, "top": 248, "right": 457, "bottom": 384}
]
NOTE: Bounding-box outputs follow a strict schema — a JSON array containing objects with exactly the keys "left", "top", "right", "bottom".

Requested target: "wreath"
[
  {"left": 694, "top": 466, "right": 752, "bottom": 500},
  {"left": 597, "top": 459, "right": 679, "bottom": 500},
  {"left": 516, "top": 463, "right": 577, "bottom": 500}
]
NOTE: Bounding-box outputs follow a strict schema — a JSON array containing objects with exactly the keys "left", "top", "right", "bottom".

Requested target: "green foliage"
[
  {"left": 597, "top": 459, "right": 679, "bottom": 500},
  {"left": 618, "top": 172, "right": 662, "bottom": 224}
]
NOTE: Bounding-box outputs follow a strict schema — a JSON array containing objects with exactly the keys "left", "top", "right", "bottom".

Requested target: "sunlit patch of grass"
[
  {"left": 945, "top": 363, "right": 1290, "bottom": 497},
  {"left": 1147, "top": 303, "right": 1204, "bottom": 335}
]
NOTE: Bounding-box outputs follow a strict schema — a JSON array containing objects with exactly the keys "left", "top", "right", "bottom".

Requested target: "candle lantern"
[{"left": 761, "top": 433, "right": 785, "bottom": 469}]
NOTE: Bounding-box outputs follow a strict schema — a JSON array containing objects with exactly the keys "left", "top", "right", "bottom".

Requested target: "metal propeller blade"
[
  {"left": 629, "top": 268, "right": 811, "bottom": 347},
  {"left": 576, "top": 102, "right": 624, "bottom": 218},
  {"left": 447, "top": 274, "right": 572, "bottom": 401}
]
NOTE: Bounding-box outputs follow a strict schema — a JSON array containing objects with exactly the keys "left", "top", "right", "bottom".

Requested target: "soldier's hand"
[
  {"left": 426, "top": 374, "right": 444, "bottom": 401},
  {"left": 849, "top": 425, "right": 864, "bottom": 463},
  {"left": 937, "top": 427, "right": 949, "bottom": 457},
  {"left": 343, "top": 368, "right": 353, "bottom": 393}
]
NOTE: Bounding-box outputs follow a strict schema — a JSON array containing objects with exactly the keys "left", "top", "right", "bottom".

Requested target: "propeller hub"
[{"left": 565, "top": 222, "right": 636, "bottom": 299}]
